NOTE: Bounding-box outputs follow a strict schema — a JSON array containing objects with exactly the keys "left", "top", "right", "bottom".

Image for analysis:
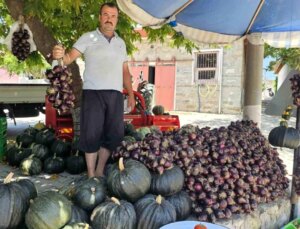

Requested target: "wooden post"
[{"left": 291, "top": 106, "right": 300, "bottom": 219}]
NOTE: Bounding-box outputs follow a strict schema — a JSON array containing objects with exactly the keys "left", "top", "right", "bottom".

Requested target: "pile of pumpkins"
[
  {"left": 0, "top": 156, "right": 191, "bottom": 229},
  {"left": 5, "top": 122, "right": 86, "bottom": 176}
]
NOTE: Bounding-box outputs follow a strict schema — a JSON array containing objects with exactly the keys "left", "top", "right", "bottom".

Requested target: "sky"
[{"left": 263, "top": 56, "right": 276, "bottom": 80}]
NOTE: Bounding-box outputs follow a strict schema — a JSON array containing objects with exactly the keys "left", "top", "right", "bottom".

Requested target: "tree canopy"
[
  {"left": 264, "top": 43, "right": 300, "bottom": 71},
  {"left": 0, "top": 0, "right": 196, "bottom": 77}
]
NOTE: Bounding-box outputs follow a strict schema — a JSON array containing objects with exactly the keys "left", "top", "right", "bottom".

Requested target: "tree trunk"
[{"left": 5, "top": 0, "right": 82, "bottom": 108}]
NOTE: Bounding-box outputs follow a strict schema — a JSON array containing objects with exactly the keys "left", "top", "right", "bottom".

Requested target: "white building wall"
[{"left": 131, "top": 38, "right": 244, "bottom": 114}]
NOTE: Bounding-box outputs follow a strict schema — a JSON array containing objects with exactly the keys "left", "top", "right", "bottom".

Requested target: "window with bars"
[{"left": 195, "top": 51, "right": 220, "bottom": 83}]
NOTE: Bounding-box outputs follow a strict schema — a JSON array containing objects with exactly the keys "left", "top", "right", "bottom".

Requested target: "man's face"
[{"left": 99, "top": 5, "right": 118, "bottom": 33}]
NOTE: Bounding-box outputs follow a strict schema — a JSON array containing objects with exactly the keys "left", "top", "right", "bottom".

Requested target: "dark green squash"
[
  {"left": 74, "top": 177, "right": 107, "bottom": 211},
  {"left": 0, "top": 173, "right": 34, "bottom": 229},
  {"left": 66, "top": 151, "right": 86, "bottom": 174},
  {"left": 71, "top": 140, "right": 85, "bottom": 156},
  {"left": 35, "top": 129, "right": 55, "bottom": 146},
  {"left": 152, "top": 105, "right": 165, "bottom": 115},
  {"left": 59, "top": 177, "right": 88, "bottom": 200},
  {"left": 150, "top": 165, "right": 184, "bottom": 196},
  {"left": 91, "top": 197, "right": 136, "bottom": 229},
  {"left": 44, "top": 154, "right": 65, "bottom": 174},
  {"left": 16, "top": 178, "right": 38, "bottom": 200},
  {"left": 123, "top": 135, "right": 136, "bottom": 143},
  {"left": 25, "top": 191, "right": 72, "bottom": 229},
  {"left": 132, "top": 131, "right": 144, "bottom": 141},
  {"left": 134, "top": 194, "right": 176, "bottom": 229},
  {"left": 16, "top": 133, "right": 35, "bottom": 148},
  {"left": 107, "top": 158, "right": 151, "bottom": 202},
  {"left": 268, "top": 125, "right": 300, "bottom": 149},
  {"left": 20, "top": 155, "right": 42, "bottom": 176},
  {"left": 124, "top": 122, "right": 136, "bottom": 136},
  {"left": 51, "top": 139, "right": 72, "bottom": 157},
  {"left": 63, "top": 223, "right": 91, "bottom": 229},
  {"left": 166, "top": 191, "right": 192, "bottom": 220},
  {"left": 6, "top": 143, "right": 32, "bottom": 166},
  {"left": 69, "top": 204, "right": 89, "bottom": 224},
  {"left": 31, "top": 143, "right": 50, "bottom": 161},
  {"left": 23, "top": 126, "right": 39, "bottom": 138}
]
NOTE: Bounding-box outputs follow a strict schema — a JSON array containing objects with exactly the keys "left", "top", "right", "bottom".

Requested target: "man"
[{"left": 52, "top": 2, "right": 135, "bottom": 177}]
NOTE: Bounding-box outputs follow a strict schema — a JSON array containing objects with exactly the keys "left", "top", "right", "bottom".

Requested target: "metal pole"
[{"left": 291, "top": 106, "right": 300, "bottom": 219}]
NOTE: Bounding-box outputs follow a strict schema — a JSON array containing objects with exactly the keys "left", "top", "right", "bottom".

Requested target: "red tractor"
[{"left": 45, "top": 90, "right": 180, "bottom": 140}]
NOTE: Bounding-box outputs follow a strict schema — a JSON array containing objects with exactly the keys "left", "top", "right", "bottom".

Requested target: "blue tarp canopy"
[{"left": 117, "top": 0, "right": 300, "bottom": 47}]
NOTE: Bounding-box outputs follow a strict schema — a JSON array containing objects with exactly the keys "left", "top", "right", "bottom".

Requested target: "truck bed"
[{"left": 0, "top": 83, "right": 49, "bottom": 104}]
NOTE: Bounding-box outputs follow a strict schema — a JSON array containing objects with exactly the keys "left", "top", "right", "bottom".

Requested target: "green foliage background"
[{"left": 0, "top": 0, "right": 196, "bottom": 77}]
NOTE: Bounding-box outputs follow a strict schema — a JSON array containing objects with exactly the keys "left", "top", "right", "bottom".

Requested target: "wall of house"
[{"left": 131, "top": 38, "right": 244, "bottom": 114}]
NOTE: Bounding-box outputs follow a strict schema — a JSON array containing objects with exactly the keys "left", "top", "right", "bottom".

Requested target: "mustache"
[{"left": 105, "top": 22, "right": 113, "bottom": 25}]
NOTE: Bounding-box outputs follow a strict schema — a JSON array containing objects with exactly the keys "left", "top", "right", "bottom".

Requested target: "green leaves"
[
  {"left": 0, "top": 44, "right": 49, "bottom": 77},
  {"left": 264, "top": 43, "right": 300, "bottom": 71},
  {"left": 0, "top": 0, "right": 199, "bottom": 75}
]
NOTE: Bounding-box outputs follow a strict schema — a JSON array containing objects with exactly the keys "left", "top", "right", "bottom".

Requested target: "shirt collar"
[{"left": 96, "top": 28, "right": 118, "bottom": 39}]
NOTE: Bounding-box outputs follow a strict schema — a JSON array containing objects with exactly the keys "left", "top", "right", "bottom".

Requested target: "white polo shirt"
[{"left": 73, "top": 28, "right": 127, "bottom": 92}]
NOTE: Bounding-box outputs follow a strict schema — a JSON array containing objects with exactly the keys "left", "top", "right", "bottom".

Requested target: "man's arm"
[
  {"left": 52, "top": 46, "right": 81, "bottom": 65},
  {"left": 123, "top": 62, "right": 135, "bottom": 111}
]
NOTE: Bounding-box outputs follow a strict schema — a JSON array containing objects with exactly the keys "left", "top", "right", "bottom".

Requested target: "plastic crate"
[
  {"left": 0, "top": 117, "right": 7, "bottom": 134},
  {"left": 282, "top": 218, "right": 300, "bottom": 229},
  {"left": 148, "top": 114, "right": 180, "bottom": 131},
  {"left": 45, "top": 96, "right": 73, "bottom": 141},
  {"left": 0, "top": 136, "right": 7, "bottom": 161}
]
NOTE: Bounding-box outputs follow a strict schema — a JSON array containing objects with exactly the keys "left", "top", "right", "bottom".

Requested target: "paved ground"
[{"left": 0, "top": 105, "right": 296, "bottom": 193}]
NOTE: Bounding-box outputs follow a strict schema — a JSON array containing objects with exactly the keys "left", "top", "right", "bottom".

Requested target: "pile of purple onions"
[
  {"left": 113, "top": 120, "right": 289, "bottom": 222},
  {"left": 290, "top": 74, "right": 300, "bottom": 106},
  {"left": 45, "top": 65, "right": 75, "bottom": 114}
]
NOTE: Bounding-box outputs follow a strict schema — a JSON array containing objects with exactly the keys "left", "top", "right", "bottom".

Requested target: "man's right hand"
[{"left": 52, "top": 45, "right": 65, "bottom": 60}]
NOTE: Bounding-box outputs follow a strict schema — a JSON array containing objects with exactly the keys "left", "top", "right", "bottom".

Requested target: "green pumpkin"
[
  {"left": 124, "top": 122, "right": 136, "bottom": 136},
  {"left": 25, "top": 191, "right": 72, "bottom": 229},
  {"left": 44, "top": 154, "right": 65, "bottom": 174},
  {"left": 150, "top": 165, "right": 184, "bottom": 196},
  {"left": 132, "top": 131, "right": 144, "bottom": 141},
  {"left": 0, "top": 173, "right": 35, "bottom": 228},
  {"left": 107, "top": 158, "right": 151, "bottom": 202},
  {"left": 59, "top": 177, "right": 87, "bottom": 200},
  {"left": 51, "top": 139, "right": 71, "bottom": 157},
  {"left": 268, "top": 125, "right": 300, "bottom": 149},
  {"left": 23, "top": 126, "right": 39, "bottom": 138},
  {"left": 166, "top": 191, "right": 192, "bottom": 220},
  {"left": 16, "top": 178, "right": 38, "bottom": 201},
  {"left": 16, "top": 133, "right": 35, "bottom": 148},
  {"left": 20, "top": 155, "right": 42, "bottom": 176},
  {"left": 152, "top": 105, "right": 165, "bottom": 115},
  {"left": 74, "top": 177, "right": 107, "bottom": 211},
  {"left": 69, "top": 204, "right": 89, "bottom": 224},
  {"left": 134, "top": 194, "right": 176, "bottom": 229},
  {"left": 35, "top": 129, "right": 55, "bottom": 146},
  {"left": 31, "top": 143, "right": 50, "bottom": 161},
  {"left": 123, "top": 136, "right": 136, "bottom": 143},
  {"left": 136, "top": 127, "right": 151, "bottom": 140},
  {"left": 149, "top": 125, "right": 162, "bottom": 135},
  {"left": 91, "top": 197, "right": 136, "bottom": 229},
  {"left": 6, "top": 144, "right": 32, "bottom": 166},
  {"left": 66, "top": 151, "right": 86, "bottom": 174}
]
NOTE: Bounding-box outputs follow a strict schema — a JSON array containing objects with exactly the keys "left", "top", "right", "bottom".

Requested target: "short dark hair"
[{"left": 99, "top": 2, "right": 119, "bottom": 15}]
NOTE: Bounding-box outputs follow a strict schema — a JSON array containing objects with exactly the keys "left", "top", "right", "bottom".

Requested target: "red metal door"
[
  {"left": 155, "top": 61, "right": 176, "bottom": 111},
  {"left": 128, "top": 61, "right": 149, "bottom": 91}
]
